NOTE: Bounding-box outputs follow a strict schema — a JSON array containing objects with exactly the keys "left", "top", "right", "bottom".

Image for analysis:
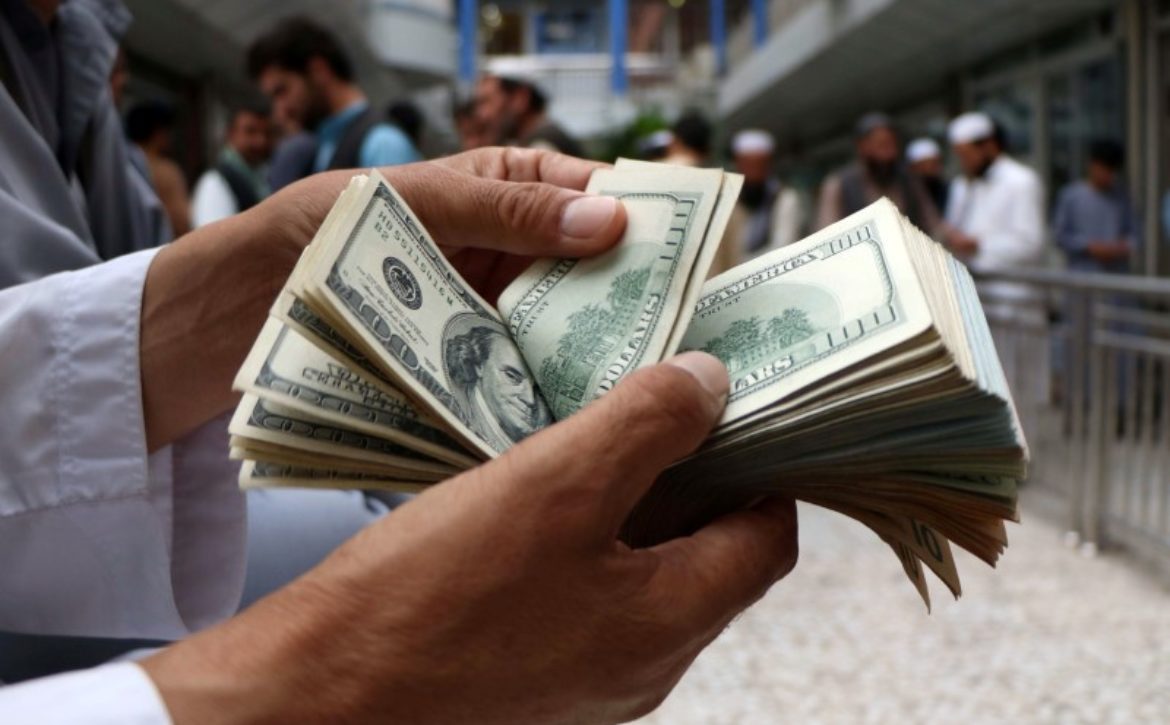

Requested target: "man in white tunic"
[{"left": 944, "top": 112, "right": 1048, "bottom": 325}]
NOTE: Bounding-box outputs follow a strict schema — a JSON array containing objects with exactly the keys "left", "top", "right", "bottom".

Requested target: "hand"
[
  {"left": 271, "top": 147, "right": 629, "bottom": 300},
  {"left": 142, "top": 352, "right": 799, "bottom": 724},
  {"left": 1087, "top": 240, "right": 1131, "bottom": 263},
  {"left": 140, "top": 148, "right": 627, "bottom": 450},
  {"left": 944, "top": 227, "right": 979, "bottom": 256}
]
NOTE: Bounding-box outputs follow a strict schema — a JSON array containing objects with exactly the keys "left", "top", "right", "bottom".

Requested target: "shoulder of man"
[
  {"left": 997, "top": 156, "right": 1042, "bottom": 190},
  {"left": 360, "top": 123, "right": 421, "bottom": 167}
]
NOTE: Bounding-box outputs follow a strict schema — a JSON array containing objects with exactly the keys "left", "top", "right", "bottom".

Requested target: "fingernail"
[
  {"left": 666, "top": 351, "right": 729, "bottom": 407},
  {"left": 560, "top": 195, "right": 619, "bottom": 240}
]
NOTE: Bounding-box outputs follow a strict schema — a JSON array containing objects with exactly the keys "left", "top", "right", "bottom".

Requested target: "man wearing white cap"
[
  {"left": 906, "top": 138, "right": 948, "bottom": 215},
  {"left": 731, "top": 129, "right": 804, "bottom": 264},
  {"left": 943, "top": 111, "right": 1046, "bottom": 323},
  {"left": 816, "top": 112, "right": 940, "bottom": 234}
]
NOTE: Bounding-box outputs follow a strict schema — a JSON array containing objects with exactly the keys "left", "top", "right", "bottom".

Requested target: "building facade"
[{"left": 720, "top": 0, "right": 1168, "bottom": 275}]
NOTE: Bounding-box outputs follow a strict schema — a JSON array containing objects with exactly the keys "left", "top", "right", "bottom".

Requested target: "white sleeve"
[
  {"left": 191, "top": 171, "right": 238, "bottom": 228},
  {"left": 979, "top": 175, "right": 1047, "bottom": 268},
  {"left": 769, "top": 189, "right": 804, "bottom": 249},
  {"left": 0, "top": 250, "right": 246, "bottom": 640},
  {"left": 0, "top": 663, "right": 171, "bottom": 725}
]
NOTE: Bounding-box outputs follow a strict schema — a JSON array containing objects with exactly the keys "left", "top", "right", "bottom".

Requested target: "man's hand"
[
  {"left": 140, "top": 148, "right": 626, "bottom": 450},
  {"left": 142, "top": 352, "right": 799, "bottom": 724},
  {"left": 272, "top": 147, "right": 628, "bottom": 300},
  {"left": 944, "top": 227, "right": 979, "bottom": 257},
  {"left": 1087, "top": 240, "right": 1131, "bottom": 264}
]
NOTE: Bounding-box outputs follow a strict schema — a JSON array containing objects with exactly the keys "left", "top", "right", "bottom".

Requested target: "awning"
[{"left": 719, "top": 0, "right": 1116, "bottom": 147}]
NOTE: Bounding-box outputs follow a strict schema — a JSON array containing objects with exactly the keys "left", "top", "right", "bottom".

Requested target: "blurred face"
[
  {"left": 478, "top": 335, "right": 549, "bottom": 442},
  {"left": 858, "top": 127, "right": 900, "bottom": 166},
  {"left": 474, "top": 76, "right": 526, "bottom": 145},
  {"left": 734, "top": 152, "right": 773, "bottom": 185},
  {"left": 1088, "top": 160, "right": 1118, "bottom": 190},
  {"left": 228, "top": 111, "right": 271, "bottom": 166},
  {"left": 953, "top": 140, "right": 993, "bottom": 177},
  {"left": 911, "top": 156, "right": 943, "bottom": 178},
  {"left": 257, "top": 65, "right": 328, "bottom": 131}
]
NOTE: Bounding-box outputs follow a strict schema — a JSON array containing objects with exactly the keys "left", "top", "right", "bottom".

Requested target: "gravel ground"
[{"left": 637, "top": 499, "right": 1170, "bottom": 725}]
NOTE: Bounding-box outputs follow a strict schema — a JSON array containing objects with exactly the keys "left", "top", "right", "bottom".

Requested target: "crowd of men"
[
  {"left": 628, "top": 108, "right": 1139, "bottom": 315},
  {"left": 0, "top": 0, "right": 1141, "bottom": 720}
]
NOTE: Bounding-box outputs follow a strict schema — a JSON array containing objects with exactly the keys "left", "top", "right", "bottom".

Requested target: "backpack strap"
[
  {"left": 327, "top": 107, "right": 385, "bottom": 170},
  {"left": 215, "top": 160, "right": 263, "bottom": 213}
]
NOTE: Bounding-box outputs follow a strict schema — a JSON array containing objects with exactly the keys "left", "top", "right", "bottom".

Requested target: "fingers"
[
  {"left": 437, "top": 146, "right": 611, "bottom": 190},
  {"left": 492, "top": 352, "right": 729, "bottom": 539},
  {"left": 650, "top": 497, "right": 799, "bottom": 630},
  {"left": 395, "top": 162, "right": 626, "bottom": 259}
]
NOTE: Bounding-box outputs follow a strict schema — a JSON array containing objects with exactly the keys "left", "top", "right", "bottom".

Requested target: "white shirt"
[
  {"left": 191, "top": 170, "right": 238, "bottom": 228},
  {"left": 945, "top": 155, "right": 1047, "bottom": 320},
  {"left": 0, "top": 663, "right": 170, "bottom": 724},
  {"left": 0, "top": 249, "right": 245, "bottom": 721}
]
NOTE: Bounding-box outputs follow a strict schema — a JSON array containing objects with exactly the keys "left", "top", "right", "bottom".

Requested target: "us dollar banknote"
[
  {"left": 680, "top": 209, "right": 933, "bottom": 426},
  {"left": 498, "top": 165, "right": 730, "bottom": 420},
  {"left": 296, "top": 174, "right": 553, "bottom": 456},
  {"left": 234, "top": 317, "right": 477, "bottom": 468}
]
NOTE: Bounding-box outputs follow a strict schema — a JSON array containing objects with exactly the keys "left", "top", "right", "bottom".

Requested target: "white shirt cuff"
[{"left": 0, "top": 663, "right": 171, "bottom": 725}]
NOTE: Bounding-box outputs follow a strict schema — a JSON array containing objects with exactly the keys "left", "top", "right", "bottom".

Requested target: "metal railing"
[{"left": 972, "top": 267, "right": 1170, "bottom": 576}]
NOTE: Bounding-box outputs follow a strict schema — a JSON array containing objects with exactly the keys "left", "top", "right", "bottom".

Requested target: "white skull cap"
[
  {"left": 948, "top": 112, "right": 994, "bottom": 145},
  {"left": 906, "top": 138, "right": 941, "bottom": 163},
  {"left": 733, "top": 129, "right": 775, "bottom": 155}
]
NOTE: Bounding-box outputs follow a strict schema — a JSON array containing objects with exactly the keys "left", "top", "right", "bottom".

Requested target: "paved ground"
[{"left": 638, "top": 499, "right": 1170, "bottom": 725}]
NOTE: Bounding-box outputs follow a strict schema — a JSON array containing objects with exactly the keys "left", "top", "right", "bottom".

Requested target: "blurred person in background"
[
  {"left": 662, "top": 110, "right": 709, "bottom": 167},
  {"left": 907, "top": 137, "right": 949, "bottom": 215},
  {"left": 247, "top": 17, "right": 420, "bottom": 177},
  {"left": 474, "top": 72, "right": 584, "bottom": 157},
  {"left": 944, "top": 111, "right": 1046, "bottom": 323},
  {"left": 816, "top": 112, "right": 939, "bottom": 234},
  {"left": 638, "top": 128, "right": 673, "bottom": 161},
  {"left": 1052, "top": 139, "right": 1137, "bottom": 274},
  {"left": 125, "top": 100, "right": 190, "bottom": 238},
  {"left": 387, "top": 99, "right": 425, "bottom": 152},
  {"left": 267, "top": 116, "right": 318, "bottom": 192},
  {"left": 191, "top": 104, "right": 273, "bottom": 227},
  {"left": 453, "top": 98, "right": 486, "bottom": 151},
  {"left": 732, "top": 129, "right": 804, "bottom": 259}
]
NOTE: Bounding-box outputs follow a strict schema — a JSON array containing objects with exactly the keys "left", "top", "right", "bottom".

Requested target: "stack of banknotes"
[{"left": 230, "top": 160, "right": 1027, "bottom": 608}]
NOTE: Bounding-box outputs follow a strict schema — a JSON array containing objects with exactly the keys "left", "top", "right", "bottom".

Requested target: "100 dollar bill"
[
  {"left": 298, "top": 174, "right": 552, "bottom": 457},
  {"left": 498, "top": 165, "right": 726, "bottom": 420}
]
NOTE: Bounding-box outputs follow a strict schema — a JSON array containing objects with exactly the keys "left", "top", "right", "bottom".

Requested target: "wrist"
[{"left": 142, "top": 579, "right": 394, "bottom": 724}]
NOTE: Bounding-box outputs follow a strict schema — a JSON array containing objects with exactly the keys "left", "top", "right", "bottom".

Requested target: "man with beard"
[
  {"left": 815, "top": 112, "right": 940, "bottom": 234},
  {"left": 729, "top": 130, "right": 804, "bottom": 266},
  {"left": 247, "top": 17, "right": 420, "bottom": 179},
  {"left": 474, "top": 72, "right": 584, "bottom": 157},
  {"left": 943, "top": 111, "right": 1045, "bottom": 324},
  {"left": 191, "top": 104, "right": 272, "bottom": 226}
]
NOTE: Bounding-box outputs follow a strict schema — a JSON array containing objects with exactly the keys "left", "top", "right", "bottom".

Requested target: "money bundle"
[{"left": 231, "top": 161, "right": 1026, "bottom": 608}]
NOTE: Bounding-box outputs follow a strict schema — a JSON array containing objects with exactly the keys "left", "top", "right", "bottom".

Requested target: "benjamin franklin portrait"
[{"left": 443, "top": 314, "right": 552, "bottom": 451}]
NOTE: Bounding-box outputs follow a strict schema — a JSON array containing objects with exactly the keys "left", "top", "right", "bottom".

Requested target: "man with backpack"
[
  {"left": 191, "top": 105, "right": 272, "bottom": 227},
  {"left": 247, "top": 17, "right": 420, "bottom": 181}
]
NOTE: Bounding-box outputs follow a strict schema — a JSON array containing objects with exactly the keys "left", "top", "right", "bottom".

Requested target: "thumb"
[
  {"left": 493, "top": 352, "right": 729, "bottom": 541},
  {"left": 402, "top": 166, "right": 627, "bottom": 258}
]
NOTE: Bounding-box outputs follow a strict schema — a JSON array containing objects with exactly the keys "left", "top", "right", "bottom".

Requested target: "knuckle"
[
  {"left": 620, "top": 365, "right": 716, "bottom": 434},
  {"left": 494, "top": 183, "right": 557, "bottom": 237}
]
